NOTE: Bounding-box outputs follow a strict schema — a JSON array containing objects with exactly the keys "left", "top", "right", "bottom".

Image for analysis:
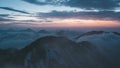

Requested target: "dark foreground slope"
[{"left": 0, "top": 36, "right": 119, "bottom": 68}]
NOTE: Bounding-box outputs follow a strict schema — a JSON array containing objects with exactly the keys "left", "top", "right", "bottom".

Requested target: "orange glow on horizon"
[{"left": 33, "top": 19, "right": 120, "bottom": 28}]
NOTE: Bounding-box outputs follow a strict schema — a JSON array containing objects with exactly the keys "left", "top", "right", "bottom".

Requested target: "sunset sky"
[{"left": 0, "top": 0, "right": 120, "bottom": 28}]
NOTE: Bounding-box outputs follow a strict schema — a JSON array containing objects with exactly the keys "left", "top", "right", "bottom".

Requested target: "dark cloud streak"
[
  {"left": 0, "top": 7, "right": 30, "bottom": 14},
  {"left": 0, "top": 14, "right": 9, "bottom": 17}
]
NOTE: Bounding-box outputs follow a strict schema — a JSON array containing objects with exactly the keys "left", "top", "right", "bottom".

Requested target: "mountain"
[
  {"left": 0, "top": 29, "right": 38, "bottom": 49},
  {"left": 0, "top": 30, "right": 120, "bottom": 68},
  {"left": 19, "top": 28, "right": 36, "bottom": 33},
  {"left": 38, "top": 30, "right": 50, "bottom": 34},
  {"left": 55, "top": 30, "right": 80, "bottom": 40},
  {"left": 75, "top": 31, "right": 108, "bottom": 39},
  {"left": 1, "top": 36, "right": 117, "bottom": 68},
  {"left": 76, "top": 31, "right": 120, "bottom": 67},
  {"left": 0, "top": 29, "right": 81, "bottom": 49},
  {"left": 112, "top": 32, "right": 120, "bottom": 36},
  {"left": 76, "top": 31, "right": 120, "bottom": 39},
  {"left": 0, "top": 29, "right": 16, "bottom": 33},
  {"left": 76, "top": 31, "right": 120, "bottom": 46}
]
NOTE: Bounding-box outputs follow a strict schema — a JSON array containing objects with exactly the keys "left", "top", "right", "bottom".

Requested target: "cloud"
[
  {"left": 0, "top": 14, "right": 52, "bottom": 23},
  {"left": 0, "top": 14, "right": 14, "bottom": 22},
  {"left": 22, "top": 0, "right": 120, "bottom": 10},
  {"left": 22, "top": 0, "right": 69, "bottom": 5},
  {"left": 0, "top": 14, "right": 9, "bottom": 17},
  {"left": 0, "top": 7, "right": 30, "bottom": 14},
  {"left": 65, "top": 0, "right": 120, "bottom": 10},
  {"left": 37, "top": 10, "right": 120, "bottom": 21},
  {"left": 17, "top": 19, "right": 52, "bottom": 23},
  {"left": 0, "top": 17, "right": 13, "bottom": 22}
]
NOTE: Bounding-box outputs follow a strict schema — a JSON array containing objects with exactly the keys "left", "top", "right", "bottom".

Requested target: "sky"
[{"left": 0, "top": 0, "right": 120, "bottom": 29}]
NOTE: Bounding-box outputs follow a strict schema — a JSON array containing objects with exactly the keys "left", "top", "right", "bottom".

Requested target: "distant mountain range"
[
  {"left": 76, "top": 31, "right": 120, "bottom": 39},
  {"left": 0, "top": 30, "right": 120, "bottom": 68},
  {"left": 0, "top": 29, "right": 80, "bottom": 49}
]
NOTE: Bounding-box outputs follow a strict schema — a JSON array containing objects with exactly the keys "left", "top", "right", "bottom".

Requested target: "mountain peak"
[
  {"left": 21, "top": 36, "right": 76, "bottom": 53},
  {"left": 76, "top": 31, "right": 109, "bottom": 39},
  {"left": 38, "top": 30, "right": 49, "bottom": 34}
]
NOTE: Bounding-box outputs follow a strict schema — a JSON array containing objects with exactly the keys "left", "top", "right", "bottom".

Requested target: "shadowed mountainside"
[{"left": 0, "top": 36, "right": 119, "bottom": 68}]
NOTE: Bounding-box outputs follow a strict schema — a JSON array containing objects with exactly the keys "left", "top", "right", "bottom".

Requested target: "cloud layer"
[
  {"left": 37, "top": 10, "right": 120, "bottom": 21},
  {"left": 1, "top": 10, "right": 119, "bottom": 23},
  {"left": 65, "top": 0, "right": 120, "bottom": 10},
  {"left": 0, "top": 14, "right": 52, "bottom": 24},
  {"left": 23, "top": 0, "right": 120, "bottom": 10}
]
